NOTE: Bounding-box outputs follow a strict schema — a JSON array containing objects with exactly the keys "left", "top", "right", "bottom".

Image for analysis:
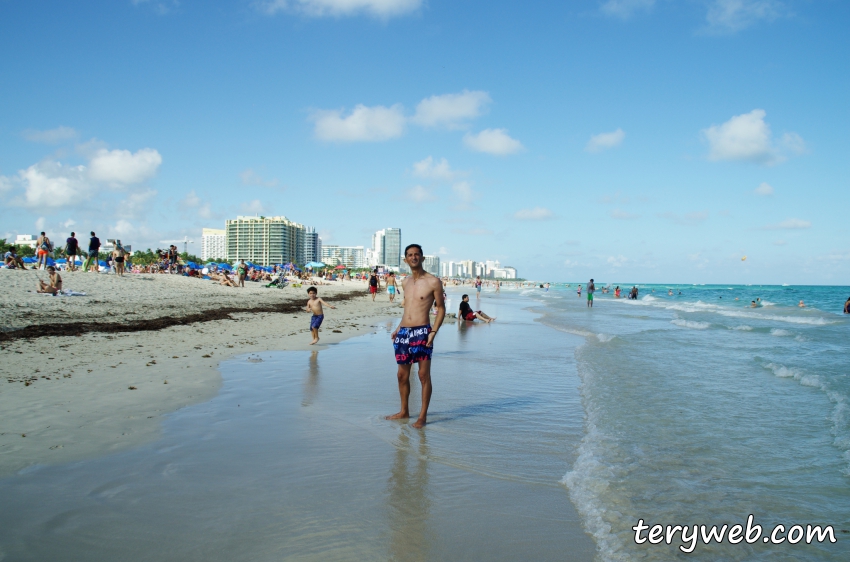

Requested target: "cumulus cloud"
[
  {"left": 240, "top": 168, "right": 279, "bottom": 187},
  {"left": 240, "top": 199, "right": 266, "bottom": 215},
  {"left": 600, "top": 0, "right": 654, "bottom": 19},
  {"left": 22, "top": 126, "right": 78, "bottom": 144},
  {"left": 259, "top": 0, "right": 421, "bottom": 18},
  {"left": 312, "top": 104, "right": 405, "bottom": 142},
  {"left": 702, "top": 109, "right": 803, "bottom": 165},
  {"left": 463, "top": 129, "right": 524, "bottom": 156},
  {"left": 411, "top": 156, "right": 458, "bottom": 181},
  {"left": 754, "top": 182, "right": 774, "bottom": 195},
  {"left": 16, "top": 161, "right": 91, "bottom": 208},
  {"left": 412, "top": 90, "right": 491, "bottom": 129},
  {"left": 88, "top": 148, "right": 162, "bottom": 185},
  {"left": 705, "top": 0, "right": 786, "bottom": 33},
  {"left": 586, "top": 128, "right": 625, "bottom": 153},
  {"left": 406, "top": 185, "right": 436, "bottom": 203},
  {"left": 514, "top": 207, "right": 554, "bottom": 221},
  {"left": 610, "top": 209, "right": 640, "bottom": 220},
  {"left": 761, "top": 218, "right": 811, "bottom": 230}
]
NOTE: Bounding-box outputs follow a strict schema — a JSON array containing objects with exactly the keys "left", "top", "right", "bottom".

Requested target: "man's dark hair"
[
  {"left": 40, "top": 231, "right": 45, "bottom": 236},
  {"left": 70, "top": 232, "right": 75, "bottom": 237},
  {"left": 590, "top": 278, "right": 594, "bottom": 282},
  {"left": 404, "top": 243, "right": 423, "bottom": 256},
  {"left": 462, "top": 294, "right": 469, "bottom": 300},
  {"left": 91, "top": 231, "right": 96, "bottom": 236},
  {"left": 307, "top": 286, "right": 317, "bottom": 294}
]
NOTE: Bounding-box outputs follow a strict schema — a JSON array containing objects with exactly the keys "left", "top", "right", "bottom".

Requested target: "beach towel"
[{"left": 38, "top": 289, "right": 88, "bottom": 297}]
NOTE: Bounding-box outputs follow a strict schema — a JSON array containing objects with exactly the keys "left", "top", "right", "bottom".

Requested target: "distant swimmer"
[
  {"left": 459, "top": 294, "right": 495, "bottom": 323},
  {"left": 545, "top": 283, "right": 550, "bottom": 292},
  {"left": 798, "top": 300, "right": 806, "bottom": 308},
  {"left": 587, "top": 278, "right": 595, "bottom": 308},
  {"left": 751, "top": 301, "right": 757, "bottom": 308},
  {"left": 614, "top": 286, "right": 621, "bottom": 298},
  {"left": 577, "top": 285, "right": 582, "bottom": 297},
  {"left": 845, "top": 297, "right": 850, "bottom": 314},
  {"left": 668, "top": 289, "right": 673, "bottom": 296}
]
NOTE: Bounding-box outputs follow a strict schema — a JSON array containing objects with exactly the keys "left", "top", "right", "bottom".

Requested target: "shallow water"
[
  {"left": 533, "top": 283, "right": 850, "bottom": 560},
  {"left": 0, "top": 292, "right": 594, "bottom": 561}
]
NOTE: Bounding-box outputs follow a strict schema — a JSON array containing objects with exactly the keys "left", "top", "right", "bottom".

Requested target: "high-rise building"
[
  {"left": 371, "top": 227, "right": 402, "bottom": 267},
  {"left": 423, "top": 255, "right": 440, "bottom": 276},
  {"left": 321, "top": 245, "right": 365, "bottom": 268},
  {"left": 202, "top": 228, "right": 226, "bottom": 261},
  {"left": 226, "top": 216, "right": 310, "bottom": 266},
  {"left": 302, "top": 226, "right": 321, "bottom": 264},
  {"left": 492, "top": 267, "right": 518, "bottom": 279}
]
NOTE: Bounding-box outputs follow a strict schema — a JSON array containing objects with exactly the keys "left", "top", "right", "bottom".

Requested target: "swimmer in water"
[
  {"left": 750, "top": 300, "right": 757, "bottom": 307},
  {"left": 844, "top": 297, "right": 850, "bottom": 314},
  {"left": 798, "top": 300, "right": 805, "bottom": 308}
]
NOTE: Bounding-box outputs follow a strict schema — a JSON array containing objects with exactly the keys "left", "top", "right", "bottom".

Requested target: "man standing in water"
[
  {"left": 587, "top": 278, "right": 595, "bottom": 308},
  {"left": 387, "top": 244, "right": 445, "bottom": 429}
]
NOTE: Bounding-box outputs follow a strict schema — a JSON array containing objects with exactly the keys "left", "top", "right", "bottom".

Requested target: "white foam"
[
  {"left": 596, "top": 333, "right": 615, "bottom": 343},
  {"left": 671, "top": 318, "right": 710, "bottom": 330},
  {"left": 732, "top": 325, "right": 753, "bottom": 331},
  {"left": 770, "top": 328, "right": 792, "bottom": 337}
]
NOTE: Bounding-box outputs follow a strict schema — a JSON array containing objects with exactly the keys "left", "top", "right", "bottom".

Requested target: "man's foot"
[
  {"left": 309, "top": 338, "right": 319, "bottom": 345},
  {"left": 411, "top": 418, "right": 427, "bottom": 429},
  {"left": 385, "top": 411, "right": 410, "bottom": 421}
]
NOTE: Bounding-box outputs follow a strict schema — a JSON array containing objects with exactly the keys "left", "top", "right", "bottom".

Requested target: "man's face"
[{"left": 405, "top": 249, "right": 422, "bottom": 267}]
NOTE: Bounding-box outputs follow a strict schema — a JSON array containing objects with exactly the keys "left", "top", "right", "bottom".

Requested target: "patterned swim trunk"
[
  {"left": 310, "top": 314, "right": 324, "bottom": 329},
  {"left": 393, "top": 325, "right": 433, "bottom": 365}
]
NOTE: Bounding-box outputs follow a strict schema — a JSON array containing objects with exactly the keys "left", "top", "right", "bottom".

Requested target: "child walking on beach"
[{"left": 305, "top": 286, "right": 335, "bottom": 345}]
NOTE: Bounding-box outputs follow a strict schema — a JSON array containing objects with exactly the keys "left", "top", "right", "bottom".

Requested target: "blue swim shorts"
[
  {"left": 310, "top": 314, "right": 324, "bottom": 329},
  {"left": 393, "top": 325, "right": 433, "bottom": 365}
]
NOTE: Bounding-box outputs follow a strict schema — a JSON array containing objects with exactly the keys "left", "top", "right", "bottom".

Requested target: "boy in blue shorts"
[{"left": 305, "top": 286, "right": 335, "bottom": 345}]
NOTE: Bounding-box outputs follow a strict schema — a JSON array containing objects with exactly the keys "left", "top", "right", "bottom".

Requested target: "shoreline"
[{"left": 0, "top": 270, "right": 404, "bottom": 476}]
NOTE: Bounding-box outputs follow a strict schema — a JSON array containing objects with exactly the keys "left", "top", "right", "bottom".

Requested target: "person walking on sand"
[
  {"left": 86, "top": 232, "right": 101, "bottom": 273},
  {"left": 305, "top": 286, "right": 335, "bottom": 345},
  {"left": 387, "top": 244, "right": 445, "bottom": 429},
  {"left": 475, "top": 276, "right": 482, "bottom": 298},
  {"left": 587, "top": 278, "right": 595, "bottom": 308},
  {"left": 36, "top": 233, "right": 52, "bottom": 270},
  {"left": 369, "top": 269, "right": 379, "bottom": 301},
  {"left": 387, "top": 271, "right": 400, "bottom": 302},
  {"left": 64, "top": 232, "right": 79, "bottom": 271},
  {"left": 112, "top": 240, "right": 127, "bottom": 277}
]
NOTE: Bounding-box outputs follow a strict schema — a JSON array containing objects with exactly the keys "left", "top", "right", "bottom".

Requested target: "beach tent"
[{"left": 304, "top": 261, "right": 325, "bottom": 269}]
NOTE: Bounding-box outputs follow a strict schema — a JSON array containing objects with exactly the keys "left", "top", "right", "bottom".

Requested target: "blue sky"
[{"left": 1, "top": 0, "right": 848, "bottom": 283}]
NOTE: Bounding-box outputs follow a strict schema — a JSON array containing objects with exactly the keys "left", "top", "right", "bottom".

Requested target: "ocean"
[{"left": 0, "top": 284, "right": 847, "bottom": 561}]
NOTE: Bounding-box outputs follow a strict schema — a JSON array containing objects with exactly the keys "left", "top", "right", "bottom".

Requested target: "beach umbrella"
[
  {"left": 22, "top": 257, "right": 36, "bottom": 263},
  {"left": 304, "top": 261, "right": 325, "bottom": 269}
]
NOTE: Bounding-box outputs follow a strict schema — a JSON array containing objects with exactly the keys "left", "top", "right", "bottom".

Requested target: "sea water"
[
  {"left": 534, "top": 283, "right": 849, "bottom": 560},
  {"left": 1, "top": 285, "right": 847, "bottom": 561}
]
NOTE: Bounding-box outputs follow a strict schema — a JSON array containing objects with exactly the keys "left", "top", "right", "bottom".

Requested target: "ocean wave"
[
  {"left": 671, "top": 318, "right": 710, "bottom": 330},
  {"left": 596, "top": 333, "right": 615, "bottom": 343},
  {"left": 732, "top": 325, "right": 753, "bottom": 331},
  {"left": 614, "top": 296, "right": 838, "bottom": 325},
  {"left": 770, "top": 328, "right": 793, "bottom": 337}
]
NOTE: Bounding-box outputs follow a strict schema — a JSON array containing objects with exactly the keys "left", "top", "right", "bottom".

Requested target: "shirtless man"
[
  {"left": 386, "top": 272, "right": 400, "bottom": 302},
  {"left": 305, "top": 286, "right": 335, "bottom": 345},
  {"left": 112, "top": 240, "right": 127, "bottom": 277},
  {"left": 37, "top": 266, "right": 62, "bottom": 295},
  {"left": 387, "top": 244, "right": 445, "bottom": 429}
]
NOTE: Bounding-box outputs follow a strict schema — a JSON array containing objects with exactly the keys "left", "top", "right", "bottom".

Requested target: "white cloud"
[
  {"left": 607, "top": 255, "right": 628, "bottom": 267},
  {"left": 180, "top": 190, "right": 213, "bottom": 219},
  {"left": 240, "top": 200, "right": 266, "bottom": 215},
  {"left": 406, "top": 185, "right": 436, "bottom": 203},
  {"left": 702, "top": 109, "right": 803, "bottom": 165},
  {"left": 240, "top": 168, "right": 279, "bottom": 187},
  {"left": 259, "top": 0, "right": 421, "bottom": 18},
  {"left": 412, "top": 90, "right": 491, "bottom": 129},
  {"left": 463, "top": 128, "right": 524, "bottom": 156},
  {"left": 411, "top": 156, "right": 457, "bottom": 181},
  {"left": 17, "top": 161, "right": 91, "bottom": 208},
  {"left": 705, "top": 0, "right": 786, "bottom": 33},
  {"left": 62, "top": 218, "right": 76, "bottom": 229},
  {"left": 514, "top": 207, "right": 554, "bottom": 221},
  {"left": 586, "top": 128, "right": 625, "bottom": 153},
  {"left": 22, "top": 126, "right": 78, "bottom": 144},
  {"left": 600, "top": 0, "right": 654, "bottom": 19},
  {"left": 762, "top": 218, "right": 811, "bottom": 230},
  {"left": 35, "top": 217, "right": 46, "bottom": 232},
  {"left": 312, "top": 104, "right": 405, "bottom": 142},
  {"left": 451, "top": 181, "right": 478, "bottom": 210},
  {"left": 610, "top": 209, "right": 640, "bottom": 220},
  {"left": 438, "top": 246, "right": 449, "bottom": 255},
  {"left": 754, "top": 182, "right": 774, "bottom": 196},
  {"left": 88, "top": 148, "right": 162, "bottom": 185},
  {"left": 0, "top": 175, "right": 12, "bottom": 194}
]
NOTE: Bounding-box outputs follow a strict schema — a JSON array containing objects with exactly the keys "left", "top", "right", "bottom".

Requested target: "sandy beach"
[{"left": 0, "top": 269, "right": 404, "bottom": 476}]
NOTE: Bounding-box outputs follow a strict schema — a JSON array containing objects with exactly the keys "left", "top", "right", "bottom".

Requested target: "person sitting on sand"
[
  {"left": 4, "top": 247, "right": 27, "bottom": 269},
  {"left": 37, "top": 266, "right": 62, "bottom": 295},
  {"left": 305, "top": 286, "right": 335, "bottom": 345},
  {"left": 458, "top": 294, "right": 495, "bottom": 323}
]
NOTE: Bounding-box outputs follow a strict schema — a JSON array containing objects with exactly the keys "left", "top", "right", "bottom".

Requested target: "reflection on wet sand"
[
  {"left": 302, "top": 350, "right": 320, "bottom": 407},
  {"left": 387, "top": 430, "right": 431, "bottom": 562}
]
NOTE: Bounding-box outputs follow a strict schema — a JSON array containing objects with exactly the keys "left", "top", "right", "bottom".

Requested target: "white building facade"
[
  {"left": 202, "top": 228, "right": 226, "bottom": 261},
  {"left": 321, "top": 245, "right": 365, "bottom": 269}
]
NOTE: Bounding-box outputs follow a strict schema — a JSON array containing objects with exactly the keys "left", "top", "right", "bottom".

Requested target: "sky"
[{"left": 1, "top": 0, "right": 848, "bottom": 284}]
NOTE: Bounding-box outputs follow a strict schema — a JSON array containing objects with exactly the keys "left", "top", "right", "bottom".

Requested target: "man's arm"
[
  {"left": 426, "top": 278, "right": 446, "bottom": 347},
  {"left": 319, "top": 298, "right": 335, "bottom": 309}
]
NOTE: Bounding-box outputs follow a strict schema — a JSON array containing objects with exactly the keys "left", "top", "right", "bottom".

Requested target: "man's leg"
[
  {"left": 412, "top": 360, "right": 432, "bottom": 429},
  {"left": 386, "top": 364, "right": 412, "bottom": 420}
]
